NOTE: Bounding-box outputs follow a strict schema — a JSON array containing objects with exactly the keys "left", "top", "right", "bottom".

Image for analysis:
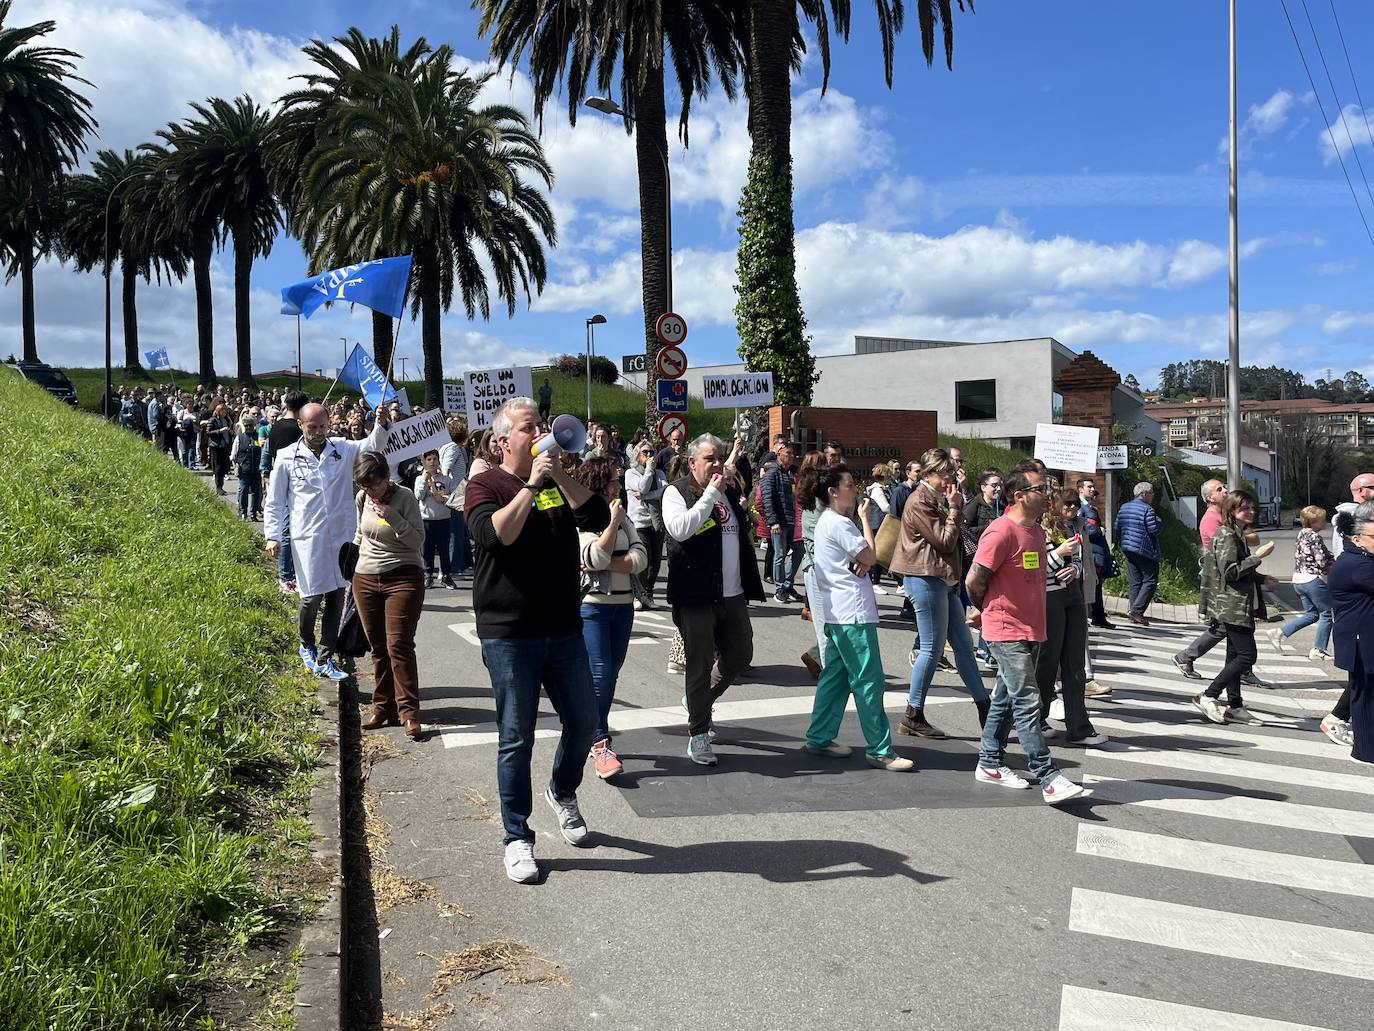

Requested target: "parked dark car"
[{"left": 2, "top": 361, "right": 78, "bottom": 406}]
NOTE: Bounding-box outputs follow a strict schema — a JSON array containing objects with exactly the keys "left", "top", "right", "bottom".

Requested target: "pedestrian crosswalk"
[{"left": 1058, "top": 619, "right": 1372, "bottom": 1030}]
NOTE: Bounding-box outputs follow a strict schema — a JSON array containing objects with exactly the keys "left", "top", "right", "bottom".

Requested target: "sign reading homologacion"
[
  {"left": 701, "top": 372, "right": 774, "bottom": 409},
  {"left": 378, "top": 409, "right": 451, "bottom": 467}
]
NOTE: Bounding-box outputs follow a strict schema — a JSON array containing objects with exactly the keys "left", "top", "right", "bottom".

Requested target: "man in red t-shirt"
[{"left": 966, "top": 468, "right": 1089, "bottom": 805}]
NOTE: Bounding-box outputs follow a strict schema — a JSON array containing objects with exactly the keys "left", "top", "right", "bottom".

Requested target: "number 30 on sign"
[{"left": 655, "top": 312, "right": 688, "bottom": 346}]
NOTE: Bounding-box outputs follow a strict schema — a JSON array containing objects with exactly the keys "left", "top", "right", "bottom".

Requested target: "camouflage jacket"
[{"left": 1199, "top": 524, "right": 1267, "bottom": 627}]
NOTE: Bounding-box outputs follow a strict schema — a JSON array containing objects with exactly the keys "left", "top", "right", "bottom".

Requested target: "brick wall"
[{"left": 767, "top": 406, "right": 938, "bottom": 470}]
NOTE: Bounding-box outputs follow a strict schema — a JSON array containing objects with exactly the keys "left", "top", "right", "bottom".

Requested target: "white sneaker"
[
  {"left": 1192, "top": 694, "right": 1227, "bottom": 725},
  {"left": 1320, "top": 715, "right": 1354, "bottom": 746},
  {"left": 1309, "top": 649, "right": 1331, "bottom": 662},
  {"left": 666, "top": 660, "right": 686, "bottom": 674},
  {"left": 873, "top": 584, "right": 888, "bottom": 595},
  {"left": 1042, "top": 774, "right": 1091, "bottom": 805},
  {"left": 633, "top": 597, "right": 645, "bottom": 610},
  {"left": 974, "top": 765, "right": 1030, "bottom": 789},
  {"left": 504, "top": 839, "right": 538, "bottom": 883},
  {"left": 1048, "top": 698, "right": 1066, "bottom": 722},
  {"left": 543, "top": 787, "right": 591, "bottom": 846},
  {"left": 1265, "top": 628, "right": 1289, "bottom": 654}
]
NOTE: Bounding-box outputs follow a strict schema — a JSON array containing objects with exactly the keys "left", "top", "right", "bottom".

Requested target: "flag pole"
[
  {"left": 296, "top": 315, "right": 303, "bottom": 390},
  {"left": 381, "top": 260, "right": 411, "bottom": 410}
]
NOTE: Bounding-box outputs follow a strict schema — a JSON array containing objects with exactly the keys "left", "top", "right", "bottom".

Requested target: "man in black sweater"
[
  {"left": 760, "top": 441, "right": 802, "bottom": 603},
  {"left": 465, "top": 396, "right": 597, "bottom": 885}
]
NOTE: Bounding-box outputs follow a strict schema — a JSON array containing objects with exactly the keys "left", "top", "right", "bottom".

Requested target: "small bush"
[{"left": 552, "top": 353, "right": 619, "bottom": 386}]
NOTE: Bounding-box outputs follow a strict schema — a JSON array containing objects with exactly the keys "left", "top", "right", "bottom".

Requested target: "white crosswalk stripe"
[{"left": 1058, "top": 619, "right": 1372, "bottom": 1030}]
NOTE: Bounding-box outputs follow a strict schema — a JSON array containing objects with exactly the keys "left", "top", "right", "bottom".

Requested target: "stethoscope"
[{"left": 289, "top": 439, "right": 344, "bottom": 481}]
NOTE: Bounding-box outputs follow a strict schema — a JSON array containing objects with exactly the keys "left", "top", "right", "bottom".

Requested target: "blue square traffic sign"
[{"left": 656, "top": 379, "right": 689, "bottom": 413}]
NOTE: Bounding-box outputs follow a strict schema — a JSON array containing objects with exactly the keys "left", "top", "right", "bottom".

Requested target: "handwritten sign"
[
  {"left": 443, "top": 382, "right": 467, "bottom": 415},
  {"left": 378, "top": 409, "right": 451, "bottom": 467},
  {"left": 465, "top": 366, "right": 533, "bottom": 429},
  {"left": 1033, "top": 422, "right": 1101, "bottom": 471},
  {"left": 701, "top": 372, "right": 774, "bottom": 409}
]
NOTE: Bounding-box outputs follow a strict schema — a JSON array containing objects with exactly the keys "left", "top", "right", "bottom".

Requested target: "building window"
[{"left": 955, "top": 379, "right": 997, "bottom": 421}]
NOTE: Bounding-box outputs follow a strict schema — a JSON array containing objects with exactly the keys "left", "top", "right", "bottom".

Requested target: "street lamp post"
[
  {"left": 586, "top": 314, "right": 607, "bottom": 425},
  {"left": 104, "top": 168, "right": 170, "bottom": 418}
]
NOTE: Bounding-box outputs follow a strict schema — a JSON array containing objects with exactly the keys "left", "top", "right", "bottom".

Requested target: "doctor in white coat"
[{"left": 266, "top": 402, "right": 391, "bottom": 679}]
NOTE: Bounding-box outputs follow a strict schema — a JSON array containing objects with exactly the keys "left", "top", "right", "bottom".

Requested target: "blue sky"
[{"left": 7, "top": 0, "right": 1374, "bottom": 391}]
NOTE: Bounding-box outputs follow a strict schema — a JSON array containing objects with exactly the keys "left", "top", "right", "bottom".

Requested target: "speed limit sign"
[{"left": 654, "top": 311, "right": 688, "bottom": 346}]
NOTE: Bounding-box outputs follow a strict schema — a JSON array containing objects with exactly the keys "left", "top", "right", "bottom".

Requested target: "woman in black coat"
[{"left": 1329, "top": 501, "right": 1374, "bottom": 764}]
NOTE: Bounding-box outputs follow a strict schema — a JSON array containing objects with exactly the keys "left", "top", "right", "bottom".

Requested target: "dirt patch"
[
  {"left": 362, "top": 734, "right": 406, "bottom": 772},
  {"left": 427, "top": 940, "right": 567, "bottom": 999},
  {"left": 373, "top": 869, "right": 437, "bottom": 913},
  {"left": 380, "top": 1002, "right": 456, "bottom": 1030}
]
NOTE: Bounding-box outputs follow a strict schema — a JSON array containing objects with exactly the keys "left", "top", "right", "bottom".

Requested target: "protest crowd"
[{"left": 111, "top": 382, "right": 1374, "bottom": 884}]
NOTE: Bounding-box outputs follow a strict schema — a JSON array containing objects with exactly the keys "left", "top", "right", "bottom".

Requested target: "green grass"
[{"left": 0, "top": 374, "right": 319, "bottom": 1028}]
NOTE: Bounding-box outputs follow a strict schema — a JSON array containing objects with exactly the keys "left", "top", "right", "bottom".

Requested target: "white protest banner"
[
  {"left": 376, "top": 408, "right": 451, "bottom": 467},
  {"left": 442, "top": 382, "right": 467, "bottom": 414},
  {"left": 393, "top": 386, "right": 413, "bottom": 416},
  {"left": 466, "top": 366, "right": 534, "bottom": 429},
  {"left": 1034, "top": 422, "right": 1101, "bottom": 471},
  {"left": 701, "top": 371, "right": 774, "bottom": 409}
]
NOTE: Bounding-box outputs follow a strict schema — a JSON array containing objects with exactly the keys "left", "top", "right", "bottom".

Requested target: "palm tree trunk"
[
  {"left": 746, "top": 0, "right": 795, "bottom": 216},
  {"left": 192, "top": 223, "right": 215, "bottom": 386},
  {"left": 20, "top": 244, "right": 37, "bottom": 362},
  {"left": 120, "top": 252, "right": 140, "bottom": 371},
  {"left": 634, "top": 58, "right": 671, "bottom": 439},
  {"left": 418, "top": 249, "right": 442, "bottom": 409},
  {"left": 233, "top": 218, "right": 254, "bottom": 385},
  {"left": 371, "top": 309, "right": 394, "bottom": 378}
]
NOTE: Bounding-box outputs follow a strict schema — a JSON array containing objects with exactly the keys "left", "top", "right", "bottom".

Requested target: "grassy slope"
[{"left": 0, "top": 374, "right": 317, "bottom": 1028}]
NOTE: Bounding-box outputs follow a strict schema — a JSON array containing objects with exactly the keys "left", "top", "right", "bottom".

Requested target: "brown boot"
[
  {"left": 975, "top": 698, "right": 991, "bottom": 728},
  {"left": 898, "top": 705, "right": 947, "bottom": 739},
  {"left": 362, "top": 708, "right": 399, "bottom": 731}
]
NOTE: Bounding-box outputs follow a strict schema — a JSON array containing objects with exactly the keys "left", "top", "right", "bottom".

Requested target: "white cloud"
[
  {"left": 1248, "top": 89, "right": 1296, "bottom": 136},
  {"left": 1318, "top": 103, "right": 1374, "bottom": 164}
]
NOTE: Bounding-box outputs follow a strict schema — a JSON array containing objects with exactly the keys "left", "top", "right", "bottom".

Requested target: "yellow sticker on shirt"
[
  {"left": 535, "top": 487, "right": 565, "bottom": 510},
  {"left": 1021, "top": 551, "right": 1041, "bottom": 570},
  {"left": 694, "top": 516, "right": 717, "bottom": 535}
]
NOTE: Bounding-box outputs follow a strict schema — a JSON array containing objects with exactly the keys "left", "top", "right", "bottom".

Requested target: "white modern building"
[{"left": 680, "top": 335, "right": 1161, "bottom": 452}]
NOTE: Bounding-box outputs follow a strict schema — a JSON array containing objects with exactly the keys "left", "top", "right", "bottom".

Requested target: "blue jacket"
[
  {"left": 760, "top": 464, "right": 795, "bottom": 530},
  {"left": 1329, "top": 546, "right": 1374, "bottom": 676},
  {"left": 1079, "top": 499, "right": 1114, "bottom": 576},
  {"left": 1116, "top": 497, "right": 1161, "bottom": 561}
]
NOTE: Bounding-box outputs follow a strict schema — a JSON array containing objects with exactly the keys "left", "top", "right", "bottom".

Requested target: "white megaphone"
[{"left": 531, "top": 414, "right": 587, "bottom": 457}]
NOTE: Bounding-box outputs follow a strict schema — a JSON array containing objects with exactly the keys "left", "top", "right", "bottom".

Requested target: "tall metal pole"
[
  {"left": 1226, "top": 0, "right": 1243, "bottom": 489},
  {"left": 295, "top": 316, "right": 302, "bottom": 389},
  {"left": 585, "top": 319, "right": 593, "bottom": 425}
]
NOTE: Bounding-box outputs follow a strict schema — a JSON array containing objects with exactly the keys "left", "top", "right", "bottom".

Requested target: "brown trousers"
[{"left": 353, "top": 567, "right": 425, "bottom": 721}]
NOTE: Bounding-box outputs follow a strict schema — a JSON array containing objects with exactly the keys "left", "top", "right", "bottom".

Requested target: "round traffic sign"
[
  {"left": 657, "top": 413, "right": 688, "bottom": 443},
  {"left": 655, "top": 311, "right": 688, "bottom": 346},
  {"left": 655, "top": 344, "right": 688, "bottom": 380}
]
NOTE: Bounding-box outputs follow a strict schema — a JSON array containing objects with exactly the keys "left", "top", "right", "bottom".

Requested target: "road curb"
[{"left": 294, "top": 678, "right": 347, "bottom": 1031}]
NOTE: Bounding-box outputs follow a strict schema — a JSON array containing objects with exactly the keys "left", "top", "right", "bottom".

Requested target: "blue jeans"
[
  {"left": 581, "top": 602, "right": 634, "bottom": 742},
  {"left": 180, "top": 436, "right": 195, "bottom": 468},
  {"left": 423, "top": 518, "right": 451, "bottom": 577},
  {"left": 279, "top": 509, "right": 296, "bottom": 583},
  {"left": 480, "top": 633, "right": 597, "bottom": 845},
  {"left": 1125, "top": 553, "right": 1159, "bottom": 614},
  {"left": 771, "top": 530, "right": 801, "bottom": 592},
  {"left": 449, "top": 511, "right": 471, "bottom": 574},
  {"left": 904, "top": 576, "right": 989, "bottom": 707},
  {"left": 978, "top": 640, "right": 1061, "bottom": 784},
  {"left": 1284, "top": 580, "right": 1333, "bottom": 653},
  {"left": 236, "top": 469, "right": 262, "bottom": 516}
]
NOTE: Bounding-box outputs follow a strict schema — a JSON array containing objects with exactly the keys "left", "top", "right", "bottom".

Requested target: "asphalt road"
[{"left": 350, "top": 547, "right": 1371, "bottom": 1031}]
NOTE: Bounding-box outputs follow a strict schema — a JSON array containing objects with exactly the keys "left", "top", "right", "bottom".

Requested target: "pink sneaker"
[{"left": 591, "top": 739, "right": 622, "bottom": 780}]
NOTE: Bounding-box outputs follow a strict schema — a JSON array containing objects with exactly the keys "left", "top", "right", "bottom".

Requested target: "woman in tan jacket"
[{"left": 890, "top": 448, "right": 991, "bottom": 739}]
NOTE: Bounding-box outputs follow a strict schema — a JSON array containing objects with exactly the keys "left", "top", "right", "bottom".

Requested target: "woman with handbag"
[
  {"left": 352, "top": 451, "right": 427, "bottom": 739},
  {"left": 890, "top": 448, "right": 991, "bottom": 739},
  {"left": 1194, "top": 489, "right": 1277, "bottom": 726},
  {"left": 575, "top": 457, "right": 648, "bottom": 780}
]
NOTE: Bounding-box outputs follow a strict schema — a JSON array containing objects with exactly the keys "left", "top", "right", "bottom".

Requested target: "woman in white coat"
[{"left": 265, "top": 402, "right": 391, "bottom": 680}]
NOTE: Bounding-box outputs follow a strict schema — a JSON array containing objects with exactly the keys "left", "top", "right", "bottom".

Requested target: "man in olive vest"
[{"left": 663, "top": 433, "right": 767, "bottom": 766}]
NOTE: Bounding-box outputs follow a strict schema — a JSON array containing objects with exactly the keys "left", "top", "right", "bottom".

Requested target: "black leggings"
[
  {"left": 1204, "top": 623, "right": 1256, "bottom": 708},
  {"left": 1334, "top": 680, "right": 1352, "bottom": 722}
]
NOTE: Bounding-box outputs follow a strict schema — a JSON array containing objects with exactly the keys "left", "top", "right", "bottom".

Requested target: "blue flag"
[
  {"left": 144, "top": 346, "right": 170, "bottom": 370},
  {"left": 338, "top": 344, "right": 404, "bottom": 410},
  {"left": 279, "top": 255, "right": 413, "bottom": 320}
]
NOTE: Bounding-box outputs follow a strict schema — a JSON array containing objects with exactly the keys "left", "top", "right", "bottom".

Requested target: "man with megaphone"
[{"left": 464, "top": 398, "right": 599, "bottom": 884}]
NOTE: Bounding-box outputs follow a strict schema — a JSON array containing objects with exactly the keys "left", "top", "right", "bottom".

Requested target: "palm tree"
[
  {"left": 477, "top": 0, "right": 744, "bottom": 430},
  {"left": 149, "top": 96, "right": 281, "bottom": 385},
  {"left": 0, "top": 0, "right": 95, "bottom": 361},
  {"left": 270, "top": 26, "right": 435, "bottom": 373},
  {"left": 303, "top": 59, "right": 556, "bottom": 407},
  {"left": 59, "top": 149, "right": 190, "bottom": 370}
]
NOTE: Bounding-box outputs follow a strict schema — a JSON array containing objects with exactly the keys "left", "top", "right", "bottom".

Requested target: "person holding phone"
[{"left": 1036, "top": 489, "right": 1105, "bottom": 747}]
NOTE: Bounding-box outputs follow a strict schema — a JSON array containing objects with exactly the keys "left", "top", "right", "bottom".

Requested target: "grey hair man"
[
  {"left": 1173, "top": 478, "right": 1231, "bottom": 678},
  {"left": 663, "top": 433, "right": 766, "bottom": 765}
]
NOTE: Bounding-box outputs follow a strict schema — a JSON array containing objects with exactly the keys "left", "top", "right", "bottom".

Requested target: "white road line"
[
  {"left": 1083, "top": 775, "right": 1374, "bottom": 838},
  {"left": 1095, "top": 697, "right": 1309, "bottom": 730},
  {"left": 1096, "top": 640, "right": 1322, "bottom": 670},
  {"left": 1088, "top": 716, "right": 1344, "bottom": 760},
  {"left": 1069, "top": 888, "right": 1374, "bottom": 981},
  {"left": 1058, "top": 985, "right": 1339, "bottom": 1031},
  {"left": 1086, "top": 741, "right": 1374, "bottom": 795},
  {"left": 437, "top": 693, "right": 964, "bottom": 748},
  {"left": 1076, "top": 824, "right": 1374, "bottom": 898},
  {"left": 1094, "top": 671, "right": 1329, "bottom": 715}
]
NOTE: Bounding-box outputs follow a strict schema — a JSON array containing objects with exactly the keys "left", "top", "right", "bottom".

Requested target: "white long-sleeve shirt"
[{"left": 663, "top": 481, "right": 742, "bottom": 599}]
